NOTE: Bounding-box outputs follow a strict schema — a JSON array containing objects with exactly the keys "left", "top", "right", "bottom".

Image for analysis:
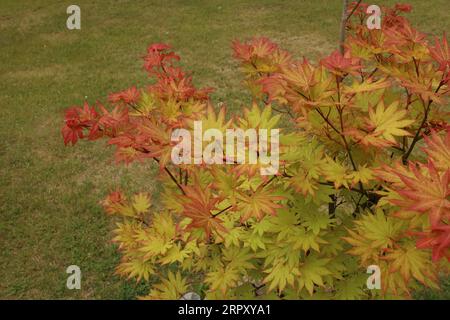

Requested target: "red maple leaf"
[
  {"left": 180, "top": 185, "right": 227, "bottom": 239},
  {"left": 429, "top": 33, "right": 450, "bottom": 72},
  {"left": 62, "top": 102, "right": 99, "bottom": 145},
  {"left": 320, "top": 49, "right": 361, "bottom": 76},
  {"left": 416, "top": 224, "right": 450, "bottom": 262},
  {"left": 108, "top": 86, "right": 141, "bottom": 105},
  {"left": 392, "top": 161, "right": 450, "bottom": 227}
]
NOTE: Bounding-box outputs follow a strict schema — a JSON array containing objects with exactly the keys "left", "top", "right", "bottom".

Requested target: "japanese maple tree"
[{"left": 62, "top": 2, "right": 449, "bottom": 299}]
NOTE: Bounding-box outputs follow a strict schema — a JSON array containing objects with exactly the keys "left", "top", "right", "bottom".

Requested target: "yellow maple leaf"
[
  {"left": 132, "top": 193, "right": 151, "bottom": 214},
  {"left": 366, "top": 101, "right": 414, "bottom": 144}
]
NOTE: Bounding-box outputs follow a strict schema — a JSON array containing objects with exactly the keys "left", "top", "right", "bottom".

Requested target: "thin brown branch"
[
  {"left": 345, "top": 0, "right": 363, "bottom": 23},
  {"left": 153, "top": 158, "right": 186, "bottom": 195},
  {"left": 402, "top": 79, "right": 444, "bottom": 164},
  {"left": 212, "top": 205, "right": 233, "bottom": 217}
]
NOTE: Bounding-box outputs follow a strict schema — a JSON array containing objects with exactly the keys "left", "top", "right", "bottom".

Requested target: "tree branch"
[
  {"left": 153, "top": 158, "right": 186, "bottom": 195},
  {"left": 402, "top": 80, "right": 444, "bottom": 164}
]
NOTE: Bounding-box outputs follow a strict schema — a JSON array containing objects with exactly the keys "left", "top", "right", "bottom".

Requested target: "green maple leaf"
[
  {"left": 237, "top": 186, "right": 284, "bottom": 222},
  {"left": 145, "top": 271, "right": 189, "bottom": 300},
  {"left": 205, "top": 266, "right": 240, "bottom": 294},
  {"left": 264, "top": 261, "right": 300, "bottom": 292},
  {"left": 333, "top": 274, "right": 367, "bottom": 300},
  {"left": 385, "top": 243, "right": 439, "bottom": 287},
  {"left": 297, "top": 255, "right": 331, "bottom": 295},
  {"left": 132, "top": 193, "right": 151, "bottom": 214}
]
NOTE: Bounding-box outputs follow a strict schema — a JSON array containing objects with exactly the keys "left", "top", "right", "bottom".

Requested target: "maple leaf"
[
  {"left": 137, "top": 119, "right": 174, "bottom": 169},
  {"left": 132, "top": 193, "right": 151, "bottom": 214},
  {"left": 62, "top": 102, "right": 99, "bottom": 145},
  {"left": 366, "top": 101, "right": 414, "bottom": 145},
  {"left": 422, "top": 128, "right": 450, "bottom": 171},
  {"left": 383, "top": 243, "right": 438, "bottom": 286},
  {"left": 159, "top": 243, "right": 191, "bottom": 265},
  {"left": 236, "top": 186, "right": 284, "bottom": 222},
  {"left": 301, "top": 210, "right": 334, "bottom": 235},
  {"left": 297, "top": 256, "right": 331, "bottom": 295},
  {"left": 391, "top": 161, "right": 450, "bottom": 227},
  {"left": 343, "top": 78, "right": 391, "bottom": 94},
  {"left": 280, "top": 58, "right": 317, "bottom": 92},
  {"left": 321, "top": 156, "right": 351, "bottom": 189},
  {"left": 61, "top": 122, "right": 83, "bottom": 146},
  {"left": 211, "top": 167, "right": 242, "bottom": 206},
  {"left": 108, "top": 86, "right": 141, "bottom": 105},
  {"left": 320, "top": 49, "right": 361, "bottom": 76},
  {"left": 233, "top": 37, "right": 277, "bottom": 62},
  {"left": 343, "top": 209, "right": 405, "bottom": 263},
  {"left": 238, "top": 103, "right": 280, "bottom": 130},
  {"left": 199, "top": 104, "right": 231, "bottom": 132},
  {"left": 98, "top": 104, "right": 130, "bottom": 135},
  {"left": 333, "top": 274, "right": 367, "bottom": 300},
  {"left": 415, "top": 224, "right": 450, "bottom": 262},
  {"left": 143, "top": 43, "right": 180, "bottom": 76},
  {"left": 429, "top": 33, "right": 450, "bottom": 71},
  {"left": 347, "top": 165, "right": 374, "bottom": 186},
  {"left": 101, "top": 190, "right": 127, "bottom": 215},
  {"left": 143, "top": 271, "right": 189, "bottom": 300},
  {"left": 180, "top": 185, "right": 227, "bottom": 238},
  {"left": 205, "top": 266, "right": 240, "bottom": 294},
  {"left": 139, "top": 235, "right": 173, "bottom": 260},
  {"left": 116, "top": 256, "right": 155, "bottom": 282},
  {"left": 264, "top": 260, "right": 299, "bottom": 292}
]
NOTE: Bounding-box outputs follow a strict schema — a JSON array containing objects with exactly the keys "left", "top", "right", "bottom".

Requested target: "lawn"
[{"left": 0, "top": 0, "right": 449, "bottom": 299}]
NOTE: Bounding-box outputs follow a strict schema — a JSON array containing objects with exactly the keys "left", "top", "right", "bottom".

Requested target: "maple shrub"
[{"left": 61, "top": 2, "right": 450, "bottom": 299}]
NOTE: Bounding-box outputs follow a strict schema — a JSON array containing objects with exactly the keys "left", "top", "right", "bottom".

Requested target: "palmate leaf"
[
  {"left": 159, "top": 243, "right": 191, "bottom": 265},
  {"left": 391, "top": 161, "right": 450, "bottom": 227},
  {"left": 343, "top": 209, "right": 406, "bottom": 263},
  {"left": 333, "top": 274, "right": 367, "bottom": 300},
  {"left": 116, "top": 255, "right": 155, "bottom": 282},
  {"left": 321, "top": 156, "right": 351, "bottom": 189},
  {"left": 353, "top": 209, "right": 405, "bottom": 248},
  {"left": 366, "top": 101, "right": 414, "bottom": 145},
  {"left": 343, "top": 78, "right": 391, "bottom": 94},
  {"left": 139, "top": 235, "right": 173, "bottom": 260},
  {"left": 301, "top": 209, "right": 335, "bottom": 235},
  {"left": 263, "top": 260, "right": 300, "bottom": 292},
  {"left": 384, "top": 243, "right": 439, "bottom": 287},
  {"left": 211, "top": 167, "right": 243, "bottom": 205},
  {"left": 422, "top": 129, "right": 450, "bottom": 171},
  {"left": 429, "top": 34, "right": 450, "bottom": 71},
  {"left": 297, "top": 255, "right": 331, "bottom": 295},
  {"left": 143, "top": 271, "right": 189, "bottom": 300},
  {"left": 205, "top": 265, "right": 241, "bottom": 294},
  {"left": 132, "top": 193, "right": 151, "bottom": 214},
  {"left": 238, "top": 104, "right": 280, "bottom": 130},
  {"left": 180, "top": 185, "right": 227, "bottom": 238},
  {"left": 416, "top": 224, "right": 450, "bottom": 262},
  {"left": 347, "top": 165, "right": 374, "bottom": 186},
  {"left": 236, "top": 186, "right": 284, "bottom": 222}
]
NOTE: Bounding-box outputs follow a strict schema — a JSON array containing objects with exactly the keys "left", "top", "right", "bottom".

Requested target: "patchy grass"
[{"left": 0, "top": 0, "right": 449, "bottom": 299}]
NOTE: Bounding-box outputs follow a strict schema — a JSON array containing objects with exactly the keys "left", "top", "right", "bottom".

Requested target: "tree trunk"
[{"left": 339, "top": 0, "right": 349, "bottom": 54}]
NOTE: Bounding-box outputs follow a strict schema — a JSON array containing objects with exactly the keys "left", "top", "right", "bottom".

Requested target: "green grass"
[{"left": 0, "top": 0, "right": 449, "bottom": 299}]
